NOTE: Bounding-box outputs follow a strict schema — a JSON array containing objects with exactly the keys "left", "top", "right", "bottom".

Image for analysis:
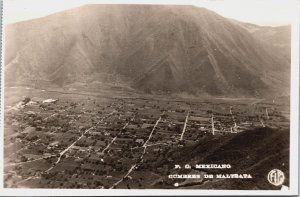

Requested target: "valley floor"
[{"left": 3, "top": 86, "right": 290, "bottom": 189}]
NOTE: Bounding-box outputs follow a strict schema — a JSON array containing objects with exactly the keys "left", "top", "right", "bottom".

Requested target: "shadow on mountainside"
[{"left": 156, "top": 127, "right": 289, "bottom": 190}]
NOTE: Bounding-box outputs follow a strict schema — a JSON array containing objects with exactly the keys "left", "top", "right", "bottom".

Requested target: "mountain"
[
  {"left": 154, "top": 127, "right": 289, "bottom": 189},
  {"left": 235, "top": 22, "right": 291, "bottom": 57},
  {"left": 5, "top": 4, "right": 290, "bottom": 97}
]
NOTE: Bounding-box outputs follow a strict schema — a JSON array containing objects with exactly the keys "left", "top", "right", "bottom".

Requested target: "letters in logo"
[{"left": 267, "top": 169, "right": 285, "bottom": 186}]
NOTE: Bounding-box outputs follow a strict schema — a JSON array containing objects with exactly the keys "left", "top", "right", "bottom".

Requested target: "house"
[
  {"left": 127, "top": 125, "right": 138, "bottom": 129},
  {"left": 42, "top": 98, "right": 58, "bottom": 104},
  {"left": 136, "top": 139, "right": 144, "bottom": 144},
  {"left": 141, "top": 123, "right": 153, "bottom": 129},
  {"left": 49, "top": 141, "right": 59, "bottom": 147}
]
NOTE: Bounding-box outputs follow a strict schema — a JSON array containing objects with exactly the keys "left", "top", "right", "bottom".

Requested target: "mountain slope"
[
  {"left": 5, "top": 4, "right": 290, "bottom": 96},
  {"left": 237, "top": 22, "right": 291, "bottom": 57},
  {"left": 154, "top": 127, "right": 289, "bottom": 189}
]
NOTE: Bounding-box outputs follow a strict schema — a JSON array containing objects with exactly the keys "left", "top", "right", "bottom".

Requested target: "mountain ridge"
[{"left": 5, "top": 4, "right": 290, "bottom": 97}]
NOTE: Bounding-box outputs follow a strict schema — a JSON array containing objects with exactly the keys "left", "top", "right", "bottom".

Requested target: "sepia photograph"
[{"left": 1, "top": 0, "right": 299, "bottom": 195}]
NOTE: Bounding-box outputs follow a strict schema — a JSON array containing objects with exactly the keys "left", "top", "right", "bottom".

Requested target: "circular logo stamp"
[{"left": 268, "top": 169, "right": 285, "bottom": 186}]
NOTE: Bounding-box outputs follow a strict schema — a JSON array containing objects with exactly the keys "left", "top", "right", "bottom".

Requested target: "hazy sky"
[{"left": 4, "top": 0, "right": 298, "bottom": 26}]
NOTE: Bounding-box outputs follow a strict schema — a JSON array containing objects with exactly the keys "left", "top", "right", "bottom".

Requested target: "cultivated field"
[{"left": 3, "top": 86, "right": 290, "bottom": 189}]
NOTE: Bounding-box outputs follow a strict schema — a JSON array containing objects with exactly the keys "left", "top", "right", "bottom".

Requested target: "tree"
[{"left": 20, "top": 155, "right": 28, "bottom": 162}]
